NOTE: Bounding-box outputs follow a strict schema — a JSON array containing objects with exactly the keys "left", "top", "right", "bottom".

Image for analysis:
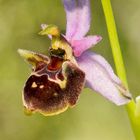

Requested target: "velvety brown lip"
[{"left": 23, "top": 61, "right": 85, "bottom": 116}]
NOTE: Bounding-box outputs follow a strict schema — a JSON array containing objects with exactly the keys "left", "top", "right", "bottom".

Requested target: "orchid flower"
[{"left": 18, "top": 0, "right": 132, "bottom": 116}]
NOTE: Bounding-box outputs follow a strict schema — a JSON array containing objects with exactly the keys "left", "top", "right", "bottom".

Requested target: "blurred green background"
[{"left": 0, "top": 0, "right": 140, "bottom": 140}]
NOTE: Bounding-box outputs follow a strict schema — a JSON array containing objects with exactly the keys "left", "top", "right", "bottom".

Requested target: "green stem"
[{"left": 101, "top": 0, "right": 140, "bottom": 139}]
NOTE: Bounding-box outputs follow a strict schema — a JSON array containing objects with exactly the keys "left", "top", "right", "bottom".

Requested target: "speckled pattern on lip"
[{"left": 23, "top": 59, "right": 85, "bottom": 116}]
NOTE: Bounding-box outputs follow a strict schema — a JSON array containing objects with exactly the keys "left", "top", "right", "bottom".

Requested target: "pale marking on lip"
[
  {"left": 39, "top": 85, "right": 44, "bottom": 89},
  {"left": 53, "top": 93, "right": 58, "bottom": 97},
  {"left": 31, "top": 82, "right": 37, "bottom": 88}
]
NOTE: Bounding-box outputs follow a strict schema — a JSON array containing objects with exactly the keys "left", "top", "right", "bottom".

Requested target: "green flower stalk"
[{"left": 101, "top": 0, "right": 140, "bottom": 139}]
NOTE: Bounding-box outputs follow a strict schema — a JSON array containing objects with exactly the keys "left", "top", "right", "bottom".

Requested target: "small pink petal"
[
  {"left": 77, "top": 51, "right": 132, "bottom": 105},
  {"left": 63, "top": 0, "right": 91, "bottom": 40},
  {"left": 71, "top": 35, "right": 102, "bottom": 57}
]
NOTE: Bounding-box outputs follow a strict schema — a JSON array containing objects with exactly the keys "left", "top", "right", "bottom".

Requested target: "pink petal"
[
  {"left": 63, "top": 0, "right": 91, "bottom": 40},
  {"left": 77, "top": 51, "right": 132, "bottom": 105},
  {"left": 71, "top": 35, "right": 102, "bottom": 57}
]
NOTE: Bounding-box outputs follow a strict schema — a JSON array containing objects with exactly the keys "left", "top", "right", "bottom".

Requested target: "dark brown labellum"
[{"left": 23, "top": 56, "right": 85, "bottom": 116}]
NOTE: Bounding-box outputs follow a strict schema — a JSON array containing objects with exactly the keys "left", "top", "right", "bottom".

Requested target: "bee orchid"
[{"left": 18, "top": 0, "right": 132, "bottom": 116}]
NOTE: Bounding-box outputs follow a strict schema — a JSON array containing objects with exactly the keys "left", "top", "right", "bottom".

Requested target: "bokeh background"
[{"left": 0, "top": 0, "right": 140, "bottom": 140}]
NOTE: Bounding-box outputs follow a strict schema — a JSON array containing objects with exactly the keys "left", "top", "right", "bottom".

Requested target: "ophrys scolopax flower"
[{"left": 18, "top": 0, "right": 131, "bottom": 116}]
